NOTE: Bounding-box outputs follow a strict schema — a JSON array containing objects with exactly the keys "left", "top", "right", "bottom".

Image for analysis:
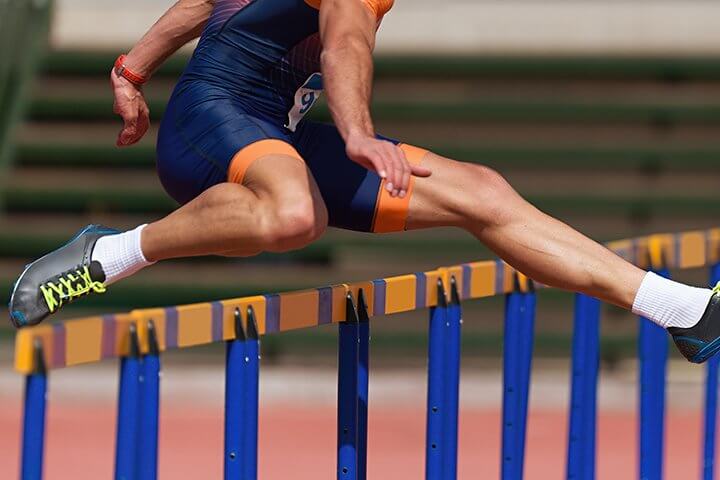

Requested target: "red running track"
[{"left": 0, "top": 401, "right": 709, "bottom": 479}]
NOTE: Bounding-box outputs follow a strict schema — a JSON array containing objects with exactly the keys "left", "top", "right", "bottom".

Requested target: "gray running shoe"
[
  {"left": 668, "top": 283, "right": 720, "bottom": 363},
  {"left": 8, "top": 224, "right": 119, "bottom": 328}
]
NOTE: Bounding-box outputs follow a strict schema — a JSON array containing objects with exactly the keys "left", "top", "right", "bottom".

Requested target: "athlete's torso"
[
  {"left": 176, "top": 0, "right": 389, "bottom": 130},
  {"left": 178, "top": 0, "right": 326, "bottom": 129}
]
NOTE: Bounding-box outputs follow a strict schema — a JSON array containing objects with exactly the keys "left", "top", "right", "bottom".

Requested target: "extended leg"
[
  {"left": 407, "top": 152, "right": 709, "bottom": 313},
  {"left": 406, "top": 152, "right": 720, "bottom": 363}
]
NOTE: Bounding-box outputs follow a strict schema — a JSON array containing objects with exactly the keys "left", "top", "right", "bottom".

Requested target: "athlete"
[{"left": 8, "top": 0, "right": 720, "bottom": 363}]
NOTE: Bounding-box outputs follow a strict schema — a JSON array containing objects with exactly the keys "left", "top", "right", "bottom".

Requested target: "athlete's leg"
[
  {"left": 8, "top": 145, "right": 328, "bottom": 327},
  {"left": 142, "top": 154, "right": 328, "bottom": 261},
  {"left": 407, "top": 151, "right": 645, "bottom": 308},
  {"left": 405, "top": 150, "right": 720, "bottom": 363}
]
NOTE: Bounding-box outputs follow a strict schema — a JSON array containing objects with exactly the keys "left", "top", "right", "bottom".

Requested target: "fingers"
[
  {"left": 411, "top": 164, "right": 433, "bottom": 178},
  {"left": 117, "top": 113, "right": 138, "bottom": 147},
  {"left": 347, "top": 137, "right": 431, "bottom": 198},
  {"left": 397, "top": 148, "right": 411, "bottom": 198},
  {"left": 116, "top": 101, "right": 150, "bottom": 147},
  {"left": 385, "top": 144, "right": 401, "bottom": 196}
]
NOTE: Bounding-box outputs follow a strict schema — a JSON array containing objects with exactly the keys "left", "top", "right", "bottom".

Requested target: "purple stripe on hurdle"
[
  {"left": 495, "top": 259, "right": 506, "bottom": 294},
  {"left": 265, "top": 294, "right": 280, "bottom": 333},
  {"left": 415, "top": 273, "right": 427, "bottom": 309},
  {"left": 101, "top": 315, "right": 117, "bottom": 359},
  {"left": 51, "top": 322, "right": 66, "bottom": 368},
  {"left": 164, "top": 307, "right": 179, "bottom": 349},
  {"left": 211, "top": 302, "right": 223, "bottom": 341},
  {"left": 673, "top": 233, "right": 681, "bottom": 268},
  {"left": 318, "top": 287, "right": 333, "bottom": 325},
  {"left": 462, "top": 264, "right": 472, "bottom": 300},
  {"left": 373, "top": 279, "right": 387, "bottom": 316}
]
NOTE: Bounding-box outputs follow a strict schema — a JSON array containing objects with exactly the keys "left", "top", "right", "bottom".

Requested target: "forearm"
[
  {"left": 124, "top": 0, "right": 214, "bottom": 78},
  {"left": 321, "top": 32, "right": 375, "bottom": 141}
]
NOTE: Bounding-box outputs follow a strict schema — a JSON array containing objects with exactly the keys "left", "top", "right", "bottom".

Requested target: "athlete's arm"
[
  {"left": 319, "top": 0, "right": 431, "bottom": 198},
  {"left": 112, "top": 0, "right": 214, "bottom": 147}
]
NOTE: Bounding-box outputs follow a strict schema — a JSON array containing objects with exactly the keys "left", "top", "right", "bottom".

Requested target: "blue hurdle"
[
  {"left": 16, "top": 236, "right": 720, "bottom": 480},
  {"left": 224, "top": 306, "right": 260, "bottom": 480},
  {"left": 115, "top": 324, "right": 142, "bottom": 480},
  {"left": 639, "top": 267, "right": 671, "bottom": 480},
  {"left": 20, "top": 340, "right": 47, "bottom": 480},
  {"left": 566, "top": 293, "right": 601, "bottom": 480},
  {"left": 501, "top": 274, "right": 536, "bottom": 480},
  {"left": 703, "top": 263, "right": 720, "bottom": 480},
  {"left": 337, "top": 291, "right": 370, "bottom": 479},
  {"left": 137, "top": 321, "right": 161, "bottom": 480}
]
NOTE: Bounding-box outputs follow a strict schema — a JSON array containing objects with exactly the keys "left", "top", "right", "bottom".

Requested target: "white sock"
[
  {"left": 91, "top": 224, "right": 154, "bottom": 286},
  {"left": 632, "top": 271, "right": 714, "bottom": 329}
]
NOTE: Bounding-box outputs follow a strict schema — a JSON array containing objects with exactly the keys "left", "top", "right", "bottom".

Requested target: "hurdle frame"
[{"left": 14, "top": 228, "right": 720, "bottom": 480}]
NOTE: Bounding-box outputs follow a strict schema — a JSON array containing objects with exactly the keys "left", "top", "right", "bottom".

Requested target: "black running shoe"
[
  {"left": 668, "top": 285, "right": 720, "bottom": 364},
  {"left": 8, "top": 225, "right": 119, "bottom": 328}
]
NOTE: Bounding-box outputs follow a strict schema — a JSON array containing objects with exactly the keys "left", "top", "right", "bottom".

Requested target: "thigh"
[
  {"left": 156, "top": 90, "right": 294, "bottom": 205},
  {"left": 407, "top": 151, "right": 514, "bottom": 230},
  {"left": 292, "top": 121, "right": 428, "bottom": 233}
]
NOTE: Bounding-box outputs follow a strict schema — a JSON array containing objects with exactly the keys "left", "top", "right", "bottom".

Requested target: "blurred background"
[{"left": 2, "top": 0, "right": 720, "bottom": 478}]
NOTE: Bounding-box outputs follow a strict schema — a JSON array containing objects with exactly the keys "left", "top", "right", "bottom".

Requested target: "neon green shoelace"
[
  {"left": 40, "top": 265, "right": 107, "bottom": 313},
  {"left": 713, "top": 282, "right": 720, "bottom": 295}
]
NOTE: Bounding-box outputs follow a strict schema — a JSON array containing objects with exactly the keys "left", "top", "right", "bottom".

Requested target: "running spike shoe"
[
  {"left": 8, "top": 225, "right": 119, "bottom": 328},
  {"left": 668, "top": 283, "right": 720, "bottom": 364}
]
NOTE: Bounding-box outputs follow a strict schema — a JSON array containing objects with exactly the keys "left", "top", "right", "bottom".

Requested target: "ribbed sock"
[
  {"left": 91, "top": 224, "right": 154, "bottom": 285},
  {"left": 632, "top": 271, "right": 714, "bottom": 329}
]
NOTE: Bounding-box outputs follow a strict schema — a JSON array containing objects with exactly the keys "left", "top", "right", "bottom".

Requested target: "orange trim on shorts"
[
  {"left": 228, "top": 139, "right": 303, "bottom": 184},
  {"left": 372, "top": 144, "right": 429, "bottom": 233},
  {"left": 303, "top": 0, "right": 394, "bottom": 18}
]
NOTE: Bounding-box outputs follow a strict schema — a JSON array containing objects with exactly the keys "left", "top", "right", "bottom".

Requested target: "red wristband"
[{"left": 114, "top": 54, "right": 148, "bottom": 86}]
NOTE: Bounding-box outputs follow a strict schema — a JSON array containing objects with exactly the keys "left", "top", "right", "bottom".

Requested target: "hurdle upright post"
[
  {"left": 137, "top": 320, "right": 161, "bottom": 480},
  {"left": 566, "top": 293, "right": 601, "bottom": 480},
  {"left": 426, "top": 278, "right": 448, "bottom": 480},
  {"left": 638, "top": 264, "right": 670, "bottom": 480},
  {"left": 337, "top": 291, "right": 368, "bottom": 479},
  {"left": 517, "top": 278, "right": 536, "bottom": 462},
  {"left": 442, "top": 277, "right": 462, "bottom": 479},
  {"left": 501, "top": 273, "right": 535, "bottom": 480},
  {"left": 21, "top": 340, "right": 47, "bottom": 480},
  {"left": 356, "top": 290, "right": 371, "bottom": 480},
  {"left": 702, "top": 262, "right": 720, "bottom": 480},
  {"left": 115, "top": 324, "right": 142, "bottom": 480},
  {"left": 224, "top": 306, "right": 260, "bottom": 480}
]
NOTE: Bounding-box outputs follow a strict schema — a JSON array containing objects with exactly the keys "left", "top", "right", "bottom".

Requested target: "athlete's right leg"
[
  {"left": 8, "top": 146, "right": 327, "bottom": 327},
  {"left": 141, "top": 152, "right": 328, "bottom": 262},
  {"left": 8, "top": 87, "right": 330, "bottom": 327}
]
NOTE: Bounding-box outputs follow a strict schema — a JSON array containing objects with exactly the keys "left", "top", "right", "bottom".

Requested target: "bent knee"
[{"left": 260, "top": 198, "right": 328, "bottom": 252}]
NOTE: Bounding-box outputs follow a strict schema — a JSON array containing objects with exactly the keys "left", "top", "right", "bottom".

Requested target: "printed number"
[{"left": 300, "top": 92, "right": 316, "bottom": 114}]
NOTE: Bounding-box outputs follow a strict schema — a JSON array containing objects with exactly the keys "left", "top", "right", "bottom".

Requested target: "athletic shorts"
[{"left": 156, "top": 89, "right": 427, "bottom": 233}]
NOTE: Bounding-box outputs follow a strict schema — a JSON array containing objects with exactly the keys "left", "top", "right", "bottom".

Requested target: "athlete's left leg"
[
  {"left": 405, "top": 149, "right": 720, "bottom": 363},
  {"left": 407, "top": 150, "right": 644, "bottom": 309}
]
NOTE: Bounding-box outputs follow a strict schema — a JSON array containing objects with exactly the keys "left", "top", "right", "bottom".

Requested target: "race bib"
[{"left": 285, "top": 73, "right": 323, "bottom": 132}]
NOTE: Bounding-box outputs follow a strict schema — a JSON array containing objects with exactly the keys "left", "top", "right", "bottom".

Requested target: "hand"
[
  {"left": 346, "top": 133, "right": 432, "bottom": 198},
  {"left": 110, "top": 69, "right": 150, "bottom": 147}
]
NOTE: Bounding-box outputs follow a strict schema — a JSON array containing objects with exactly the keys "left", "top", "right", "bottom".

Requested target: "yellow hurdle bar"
[{"left": 14, "top": 228, "right": 720, "bottom": 374}]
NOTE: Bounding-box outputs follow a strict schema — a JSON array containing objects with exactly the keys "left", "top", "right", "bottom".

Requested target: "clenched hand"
[{"left": 111, "top": 70, "right": 150, "bottom": 147}]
